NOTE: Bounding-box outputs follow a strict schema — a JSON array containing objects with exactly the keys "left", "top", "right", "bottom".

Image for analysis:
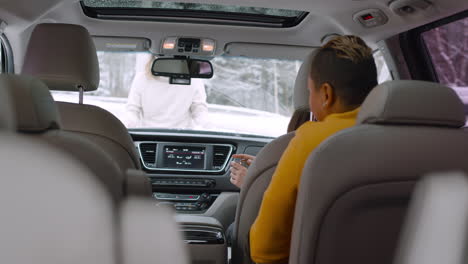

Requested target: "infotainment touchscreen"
[{"left": 163, "top": 146, "right": 206, "bottom": 169}]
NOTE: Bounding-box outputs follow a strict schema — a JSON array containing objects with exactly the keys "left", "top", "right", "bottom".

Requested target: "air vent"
[
  {"left": 213, "top": 145, "right": 231, "bottom": 169},
  {"left": 139, "top": 143, "right": 157, "bottom": 167}
]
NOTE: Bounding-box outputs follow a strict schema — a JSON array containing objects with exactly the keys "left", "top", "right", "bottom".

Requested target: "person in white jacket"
[{"left": 125, "top": 54, "right": 209, "bottom": 129}]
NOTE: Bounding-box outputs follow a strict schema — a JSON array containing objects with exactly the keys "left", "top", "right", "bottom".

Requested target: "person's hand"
[
  {"left": 230, "top": 162, "right": 247, "bottom": 188},
  {"left": 229, "top": 154, "right": 255, "bottom": 188},
  {"left": 232, "top": 154, "right": 255, "bottom": 166}
]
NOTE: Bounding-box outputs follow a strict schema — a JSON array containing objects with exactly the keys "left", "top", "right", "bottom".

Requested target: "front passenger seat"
[
  {"left": 231, "top": 51, "right": 315, "bottom": 264},
  {"left": 22, "top": 23, "right": 141, "bottom": 172}
]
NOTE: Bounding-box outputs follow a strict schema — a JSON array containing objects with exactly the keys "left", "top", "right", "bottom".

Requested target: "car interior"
[{"left": 0, "top": 0, "right": 466, "bottom": 263}]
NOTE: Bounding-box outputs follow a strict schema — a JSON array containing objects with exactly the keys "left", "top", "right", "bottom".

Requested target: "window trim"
[
  {"left": 0, "top": 34, "right": 14, "bottom": 73},
  {"left": 400, "top": 10, "right": 468, "bottom": 82}
]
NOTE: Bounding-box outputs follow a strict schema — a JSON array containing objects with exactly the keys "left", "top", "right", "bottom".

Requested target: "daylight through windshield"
[{"left": 52, "top": 51, "right": 390, "bottom": 137}]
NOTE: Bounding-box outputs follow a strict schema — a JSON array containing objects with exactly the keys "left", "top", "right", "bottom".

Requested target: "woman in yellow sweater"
[{"left": 250, "top": 35, "right": 378, "bottom": 263}]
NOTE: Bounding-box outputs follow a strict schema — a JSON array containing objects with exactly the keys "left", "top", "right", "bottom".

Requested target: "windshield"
[
  {"left": 52, "top": 51, "right": 390, "bottom": 137},
  {"left": 52, "top": 53, "right": 300, "bottom": 137}
]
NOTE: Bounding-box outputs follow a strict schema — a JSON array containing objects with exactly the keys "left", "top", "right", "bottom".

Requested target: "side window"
[
  {"left": 421, "top": 17, "right": 468, "bottom": 89},
  {"left": 0, "top": 34, "right": 12, "bottom": 73},
  {"left": 373, "top": 50, "right": 392, "bottom": 84}
]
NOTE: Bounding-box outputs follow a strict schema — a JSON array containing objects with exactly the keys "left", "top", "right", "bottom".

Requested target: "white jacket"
[{"left": 125, "top": 73, "right": 208, "bottom": 129}]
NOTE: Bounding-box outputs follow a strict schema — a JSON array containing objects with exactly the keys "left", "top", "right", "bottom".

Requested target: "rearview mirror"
[{"left": 151, "top": 58, "right": 214, "bottom": 83}]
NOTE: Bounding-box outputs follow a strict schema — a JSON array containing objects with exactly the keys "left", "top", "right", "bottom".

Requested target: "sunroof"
[{"left": 81, "top": 0, "right": 308, "bottom": 28}]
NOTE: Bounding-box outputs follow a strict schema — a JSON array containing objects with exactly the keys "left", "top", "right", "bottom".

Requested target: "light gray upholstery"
[
  {"left": 121, "top": 198, "right": 189, "bottom": 264},
  {"left": 0, "top": 77, "right": 177, "bottom": 264},
  {"left": 5, "top": 74, "right": 125, "bottom": 199},
  {"left": 290, "top": 81, "right": 468, "bottom": 264},
  {"left": 0, "top": 79, "right": 14, "bottom": 130},
  {"left": 22, "top": 23, "right": 99, "bottom": 92},
  {"left": 394, "top": 172, "right": 468, "bottom": 264},
  {"left": 231, "top": 51, "right": 316, "bottom": 264},
  {"left": 0, "top": 133, "right": 184, "bottom": 263},
  {"left": 0, "top": 74, "right": 61, "bottom": 132},
  {"left": 293, "top": 50, "right": 317, "bottom": 110},
  {"left": 232, "top": 132, "right": 295, "bottom": 264},
  {"left": 22, "top": 23, "right": 141, "bottom": 171},
  {"left": 124, "top": 169, "right": 152, "bottom": 196},
  {"left": 57, "top": 102, "right": 141, "bottom": 170},
  {"left": 39, "top": 130, "right": 124, "bottom": 200},
  {"left": 0, "top": 134, "right": 115, "bottom": 264},
  {"left": 358, "top": 80, "right": 466, "bottom": 127}
]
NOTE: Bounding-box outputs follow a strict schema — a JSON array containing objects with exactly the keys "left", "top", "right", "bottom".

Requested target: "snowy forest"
[{"left": 422, "top": 17, "right": 467, "bottom": 88}]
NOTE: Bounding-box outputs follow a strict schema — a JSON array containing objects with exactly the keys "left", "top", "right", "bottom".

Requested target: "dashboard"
[{"left": 130, "top": 129, "right": 272, "bottom": 222}]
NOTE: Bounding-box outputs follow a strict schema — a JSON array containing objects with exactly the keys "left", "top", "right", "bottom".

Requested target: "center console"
[
  {"left": 176, "top": 215, "right": 227, "bottom": 264},
  {"left": 154, "top": 192, "right": 217, "bottom": 212}
]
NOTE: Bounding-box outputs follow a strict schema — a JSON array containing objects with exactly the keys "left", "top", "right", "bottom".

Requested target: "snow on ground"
[{"left": 52, "top": 92, "right": 289, "bottom": 137}]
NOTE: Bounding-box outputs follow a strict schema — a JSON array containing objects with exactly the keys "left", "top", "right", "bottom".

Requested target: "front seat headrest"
[
  {"left": 357, "top": 80, "right": 466, "bottom": 128},
  {"left": 0, "top": 75, "right": 62, "bottom": 132},
  {"left": 0, "top": 81, "right": 15, "bottom": 130},
  {"left": 293, "top": 50, "right": 317, "bottom": 110},
  {"left": 22, "top": 23, "right": 100, "bottom": 92}
]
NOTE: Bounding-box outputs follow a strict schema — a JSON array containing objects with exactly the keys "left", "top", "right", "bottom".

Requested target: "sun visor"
[
  {"left": 93, "top": 37, "right": 151, "bottom": 52},
  {"left": 224, "top": 43, "right": 316, "bottom": 60}
]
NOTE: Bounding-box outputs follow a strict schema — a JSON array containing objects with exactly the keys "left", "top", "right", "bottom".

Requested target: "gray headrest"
[
  {"left": 0, "top": 82, "right": 15, "bottom": 130},
  {"left": 357, "top": 80, "right": 466, "bottom": 128},
  {"left": 0, "top": 75, "right": 62, "bottom": 132},
  {"left": 22, "top": 23, "right": 100, "bottom": 92},
  {"left": 293, "top": 50, "right": 317, "bottom": 110}
]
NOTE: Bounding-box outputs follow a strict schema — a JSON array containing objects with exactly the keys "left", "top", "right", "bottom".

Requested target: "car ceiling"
[{"left": 0, "top": 0, "right": 466, "bottom": 71}]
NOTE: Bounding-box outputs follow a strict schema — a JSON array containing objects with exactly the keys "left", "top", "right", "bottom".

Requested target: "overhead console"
[
  {"left": 136, "top": 141, "right": 233, "bottom": 173},
  {"left": 161, "top": 37, "right": 216, "bottom": 56}
]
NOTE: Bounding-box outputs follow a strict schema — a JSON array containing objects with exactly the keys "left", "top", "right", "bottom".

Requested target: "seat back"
[
  {"left": 231, "top": 51, "right": 315, "bottom": 264},
  {"left": 3, "top": 74, "right": 125, "bottom": 200},
  {"left": 121, "top": 198, "right": 189, "bottom": 264},
  {"left": 290, "top": 80, "right": 468, "bottom": 264},
  {"left": 57, "top": 101, "right": 141, "bottom": 171},
  {"left": 0, "top": 135, "right": 116, "bottom": 264},
  {"left": 22, "top": 23, "right": 140, "bottom": 171},
  {"left": 394, "top": 172, "right": 468, "bottom": 264},
  {"left": 232, "top": 132, "right": 295, "bottom": 264}
]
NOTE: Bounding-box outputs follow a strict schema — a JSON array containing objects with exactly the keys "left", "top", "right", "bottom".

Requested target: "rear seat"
[
  {"left": 290, "top": 80, "right": 468, "bottom": 264},
  {"left": 394, "top": 172, "right": 468, "bottom": 264}
]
